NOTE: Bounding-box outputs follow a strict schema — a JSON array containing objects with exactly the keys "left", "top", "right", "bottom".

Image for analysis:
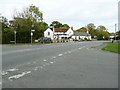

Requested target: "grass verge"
[{"left": 102, "top": 42, "right": 120, "bottom": 54}]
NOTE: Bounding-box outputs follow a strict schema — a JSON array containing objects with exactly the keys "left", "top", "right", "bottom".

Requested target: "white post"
[
  {"left": 31, "top": 31, "right": 33, "bottom": 44},
  {"left": 31, "top": 30, "right": 35, "bottom": 44},
  {"left": 53, "top": 26, "right": 55, "bottom": 43},
  {"left": 14, "top": 31, "right": 16, "bottom": 44}
]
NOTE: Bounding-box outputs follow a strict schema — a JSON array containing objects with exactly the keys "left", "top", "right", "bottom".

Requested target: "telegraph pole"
[{"left": 115, "top": 24, "right": 117, "bottom": 41}]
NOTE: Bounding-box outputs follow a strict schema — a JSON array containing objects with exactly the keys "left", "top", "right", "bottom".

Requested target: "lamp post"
[
  {"left": 50, "top": 24, "right": 55, "bottom": 43},
  {"left": 31, "top": 25, "right": 35, "bottom": 44},
  {"left": 14, "top": 30, "right": 16, "bottom": 44},
  {"left": 31, "top": 30, "right": 35, "bottom": 44}
]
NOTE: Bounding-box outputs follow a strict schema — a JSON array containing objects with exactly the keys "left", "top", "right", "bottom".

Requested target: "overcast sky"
[{"left": 0, "top": 0, "right": 119, "bottom": 32}]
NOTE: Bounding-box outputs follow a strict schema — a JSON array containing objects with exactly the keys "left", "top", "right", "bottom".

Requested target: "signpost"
[{"left": 31, "top": 29, "right": 35, "bottom": 44}]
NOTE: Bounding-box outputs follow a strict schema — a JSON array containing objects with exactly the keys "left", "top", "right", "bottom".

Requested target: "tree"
[
  {"left": 61, "top": 24, "right": 70, "bottom": 29},
  {"left": 14, "top": 4, "right": 43, "bottom": 23},
  {"left": 11, "top": 4, "right": 48, "bottom": 43},
  {"left": 86, "top": 23, "right": 96, "bottom": 38},
  {"left": 50, "top": 21, "right": 70, "bottom": 29},
  {"left": 76, "top": 27, "right": 87, "bottom": 32},
  {"left": 114, "top": 30, "right": 120, "bottom": 40},
  {"left": 1, "top": 16, "right": 14, "bottom": 44},
  {"left": 50, "top": 21, "right": 62, "bottom": 28},
  {"left": 96, "top": 25, "right": 110, "bottom": 40}
]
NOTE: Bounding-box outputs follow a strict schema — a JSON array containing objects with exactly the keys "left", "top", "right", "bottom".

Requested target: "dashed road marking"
[
  {"left": 52, "top": 56, "right": 56, "bottom": 59},
  {"left": 50, "top": 62, "right": 54, "bottom": 64},
  {"left": 2, "top": 71, "right": 8, "bottom": 75},
  {"left": 43, "top": 59, "right": 47, "bottom": 62},
  {"left": 58, "top": 54, "right": 63, "bottom": 57},
  {"left": 7, "top": 68, "right": 18, "bottom": 72},
  {"left": 8, "top": 71, "right": 31, "bottom": 81}
]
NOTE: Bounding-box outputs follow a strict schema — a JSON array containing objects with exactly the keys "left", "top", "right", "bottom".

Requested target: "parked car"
[{"left": 38, "top": 37, "right": 52, "bottom": 43}]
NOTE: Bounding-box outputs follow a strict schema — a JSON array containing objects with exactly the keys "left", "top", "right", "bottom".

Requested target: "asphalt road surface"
[{"left": 2, "top": 41, "right": 118, "bottom": 88}]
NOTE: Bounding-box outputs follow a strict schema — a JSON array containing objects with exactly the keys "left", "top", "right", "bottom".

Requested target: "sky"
[{"left": 0, "top": 0, "right": 119, "bottom": 32}]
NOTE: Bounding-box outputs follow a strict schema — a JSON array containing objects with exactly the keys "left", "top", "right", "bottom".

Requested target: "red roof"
[{"left": 54, "top": 28, "right": 68, "bottom": 33}]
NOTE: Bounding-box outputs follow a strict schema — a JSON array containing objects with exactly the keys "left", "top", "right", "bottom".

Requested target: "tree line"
[
  {"left": 75, "top": 23, "right": 110, "bottom": 40},
  {"left": 1, "top": 4, "right": 119, "bottom": 44},
  {"left": 1, "top": 4, "right": 71, "bottom": 44}
]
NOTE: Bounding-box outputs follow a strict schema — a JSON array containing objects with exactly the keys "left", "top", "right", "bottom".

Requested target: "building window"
[{"left": 48, "top": 32, "right": 50, "bottom": 36}]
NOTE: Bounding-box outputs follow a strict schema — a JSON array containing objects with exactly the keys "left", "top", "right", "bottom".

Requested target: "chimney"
[{"left": 71, "top": 26, "right": 73, "bottom": 30}]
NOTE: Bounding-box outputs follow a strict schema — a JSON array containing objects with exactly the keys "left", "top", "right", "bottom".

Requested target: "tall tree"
[
  {"left": 11, "top": 4, "right": 48, "bottom": 43},
  {"left": 1, "top": 16, "right": 14, "bottom": 44},
  {"left": 97, "top": 25, "right": 110, "bottom": 40},
  {"left": 61, "top": 24, "right": 70, "bottom": 29},
  {"left": 50, "top": 21, "right": 62, "bottom": 28},
  {"left": 14, "top": 4, "right": 43, "bottom": 23},
  {"left": 76, "top": 27, "right": 87, "bottom": 32},
  {"left": 86, "top": 23, "right": 96, "bottom": 38},
  {"left": 50, "top": 21, "right": 70, "bottom": 29}
]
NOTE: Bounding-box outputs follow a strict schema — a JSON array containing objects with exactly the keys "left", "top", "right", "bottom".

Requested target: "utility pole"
[
  {"left": 31, "top": 25, "right": 35, "bottom": 44},
  {"left": 115, "top": 24, "right": 117, "bottom": 41}
]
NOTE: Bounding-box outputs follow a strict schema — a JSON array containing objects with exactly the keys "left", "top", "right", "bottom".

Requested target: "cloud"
[{"left": 0, "top": 0, "right": 119, "bottom": 32}]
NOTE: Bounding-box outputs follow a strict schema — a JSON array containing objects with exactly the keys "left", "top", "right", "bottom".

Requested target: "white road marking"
[
  {"left": 2, "top": 71, "right": 8, "bottom": 75},
  {"left": 8, "top": 71, "right": 31, "bottom": 80},
  {"left": 43, "top": 59, "right": 47, "bottom": 62},
  {"left": 52, "top": 56, "right": 56, "bottom": 59},
  {"left": 0, "top": 82, "right": 1, "bottom": 85},
  {"left": 86, "top": 48, "right": 89, "bottom": 50},
  {"left": 78, "top": 48, "right": 82, "bottom": 50},
  {"left": 50, "top": 62, "right": 54, "bottom": 64},
  {"left": 7, "top": 68, "right": 18, "bottom": 72},
  {"left": 58, "top": 54, "right": 63, "bottom": 57}
]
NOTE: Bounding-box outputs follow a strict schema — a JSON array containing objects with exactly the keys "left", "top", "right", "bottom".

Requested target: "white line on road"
[
  {"left": 58, "top": 54, "right": 63, "bottom": 57},
  {"left": 43, "top": 59, "right": 47, "bottom": 62},
  {"left": 8, "top": 71, "right": 31, "bottom": 80},
  {"left": 52, "top": 56, "right": 56, "bottom": 59},
  {"left": 7, "top": 68, "right": 18, "bottom": 72},
  {"left": 50, "top": 62, "right": 54, "bottom": 64},
  {"left": 34, "top": 67, "right": 38, "bottom": 71},
  {"left": 2, "top": 71, "right": 8, "bottom": 75}
]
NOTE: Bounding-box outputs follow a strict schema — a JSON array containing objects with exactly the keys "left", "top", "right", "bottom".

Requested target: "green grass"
[{"left": 102, "top": 42, "right": 120, "bottom": 54}]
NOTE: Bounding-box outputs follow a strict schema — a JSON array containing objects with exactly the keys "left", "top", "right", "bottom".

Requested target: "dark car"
[{"left": 38, "top": 37, "right": 52, "bottom": 43}]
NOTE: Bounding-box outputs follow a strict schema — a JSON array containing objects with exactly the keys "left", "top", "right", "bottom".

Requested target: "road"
[{"left": 2, "top": 41, "right": 118, "bottom": 88}]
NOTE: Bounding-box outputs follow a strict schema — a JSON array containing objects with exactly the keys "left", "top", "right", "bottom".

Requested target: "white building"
[
  {"left": 71, "top": 32, "right": 91, "bottom": 41},
  {"left": 44, "top": 27, "right": 74, "bottom": 42}
]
